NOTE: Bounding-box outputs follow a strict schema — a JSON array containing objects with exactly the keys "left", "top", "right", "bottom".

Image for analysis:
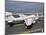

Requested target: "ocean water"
[{"left": 5, "top": 1, "right": 44, "bottom": 13}]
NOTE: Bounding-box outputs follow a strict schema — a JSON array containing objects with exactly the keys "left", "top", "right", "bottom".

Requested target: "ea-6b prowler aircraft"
[{"left": 5, "top": 12, "right": 43, "bottom": 29}]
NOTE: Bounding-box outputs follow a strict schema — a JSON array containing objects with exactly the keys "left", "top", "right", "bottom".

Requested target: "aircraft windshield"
[{"left": 12, "top": 15, "right": 20, "bottom": 18}]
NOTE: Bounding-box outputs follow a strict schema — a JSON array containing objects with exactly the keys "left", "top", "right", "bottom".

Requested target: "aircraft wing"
[{"left": 24, "top": 15, "right": 40, "bottom": 26}]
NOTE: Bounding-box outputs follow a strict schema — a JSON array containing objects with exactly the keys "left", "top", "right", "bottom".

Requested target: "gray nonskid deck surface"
[{"left": 5, "top": 20, "right": 44, "bottom": 35}]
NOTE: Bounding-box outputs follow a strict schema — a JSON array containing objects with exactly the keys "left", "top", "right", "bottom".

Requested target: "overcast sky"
[{"left": 5, "top": 0, "right": 44, "bottom": 13}]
